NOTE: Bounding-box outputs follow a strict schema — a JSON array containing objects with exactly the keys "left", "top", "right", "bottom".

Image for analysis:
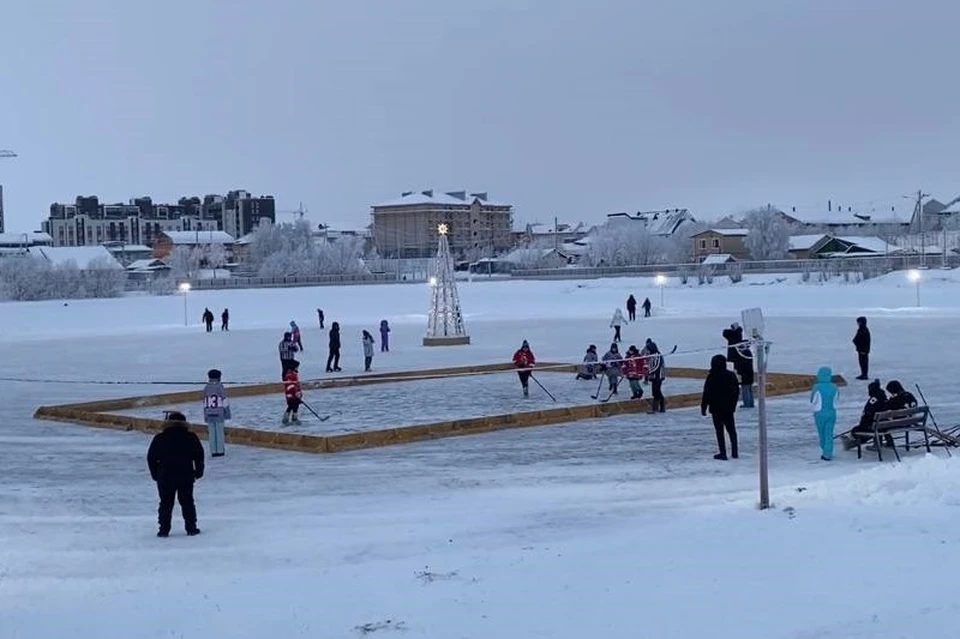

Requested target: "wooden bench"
[{"left": 850, "top": 406, "right": 933, "bottom": 461}]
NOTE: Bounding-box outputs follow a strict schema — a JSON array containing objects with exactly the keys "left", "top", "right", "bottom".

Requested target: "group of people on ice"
[{"left": 278, "top": 318, "right": 392, "bottom": 376}]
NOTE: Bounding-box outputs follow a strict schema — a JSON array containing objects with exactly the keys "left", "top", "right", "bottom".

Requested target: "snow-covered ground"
[{"left": 4, "top": 270, "right": 960, "bottom": 638}]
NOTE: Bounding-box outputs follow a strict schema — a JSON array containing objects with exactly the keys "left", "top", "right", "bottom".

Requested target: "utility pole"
[
  {"left": 554, "top": 216, "right": 559, "bottom": 251},
  {"left": 906, "top": 190, "right": 930, "bottom": 268},
  {"left": 0, "top": 150, "right": 17, "bottom": 235}
]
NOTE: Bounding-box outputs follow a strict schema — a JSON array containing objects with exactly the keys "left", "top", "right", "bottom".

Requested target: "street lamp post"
[
  {"left": 908, "top": 269, "right": 921, "bottom": 307},
  {"left": 656, "top": 274, "right": 666, "bottom": 307},
  {"left": 178, "top": 282, "right": 191, "bottom": 326}
]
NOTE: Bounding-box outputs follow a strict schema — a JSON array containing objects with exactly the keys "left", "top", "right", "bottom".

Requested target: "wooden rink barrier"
[{"left": 33, "top": 362, "right": 846, "bottom": 455}]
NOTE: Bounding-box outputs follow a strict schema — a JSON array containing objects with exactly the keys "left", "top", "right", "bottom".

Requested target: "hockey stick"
[
  {"left": 529, "top": 374, "right": 557, "bottom": 402},
  {"left": 598, "top": 375, "right": 622, "bottom": 403},
  {"left": 915, "top": 384, "right": 956, "bottom": 454},
  {"left": 590, "top": 373, "right": 606, "bottom": 400},
  {"left": 300, "top": 400, "right": 334, "bottom": 422}
]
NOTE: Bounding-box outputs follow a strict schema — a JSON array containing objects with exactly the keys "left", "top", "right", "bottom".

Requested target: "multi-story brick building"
[
  {"left": 42, "top": 190, "right": 275, "bottom": 247},
  {"left": 371, "top": 190, "right": 513, "bottom": 259}
]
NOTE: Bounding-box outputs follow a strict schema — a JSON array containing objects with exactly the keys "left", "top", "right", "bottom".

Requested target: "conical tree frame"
[{"left": 423, "top": 225, "right": 470, "bottom": 346}]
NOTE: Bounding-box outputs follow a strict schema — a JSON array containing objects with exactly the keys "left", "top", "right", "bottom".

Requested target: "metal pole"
[
  {"left": 919, "top": 190, "right": 926, "bottom": 269},
  {"left": 916, "top": 280, "right": 921, "bottom": 307},
  {"left": 182, "top": 291, "right": 188, "bottom": 326},
  {"left": 756, "top": 336, "right": 770, "bottom": 509},
  {"left": 659, "top": 282, "right": 664, "bottom": 307}
]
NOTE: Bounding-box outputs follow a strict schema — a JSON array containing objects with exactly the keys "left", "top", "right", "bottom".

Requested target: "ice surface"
[{"left": 5, "top": 271, "right": 960, "bottom": 638}]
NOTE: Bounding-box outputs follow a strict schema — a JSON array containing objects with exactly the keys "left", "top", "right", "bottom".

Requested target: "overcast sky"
[{"left": 1, "top": 0, "right": 958, "bottom": 233}]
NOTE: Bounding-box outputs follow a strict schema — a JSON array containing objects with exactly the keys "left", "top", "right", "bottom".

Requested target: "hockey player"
[
  {"left": 622, "top": 345, "right": 648, "bottom": 399},
  {"left": 282, "top": 360, "right": 303, "bottom": 425},
  {"left": 290, "top": 320, "right": 304, "bottom": 351},
  {"left": 601, "top": 343, "right": 622, "bottom": 394},
  {"left": 644, "top": 338, "right": 666, "bottom": 413},
  {"left": 279, "top": 332, "right": 299, "bottom": 377},
  {"left": 810, "top": 366, "right": 838, "bottom": 461},
  {"left": 577, "top": 345, "right": 599, "bottom": 380},
  {"left": 610, "top": 308, "right": 625, "bottom": 342},
  {"left": 513, "top": 340, "right": 536, "bottom": 397},
  {"left": 362, "top": 330, "right": 376, "bottom": 372},
  {"left": 202, "top": 368, "right": 231, "bottom": 458}
]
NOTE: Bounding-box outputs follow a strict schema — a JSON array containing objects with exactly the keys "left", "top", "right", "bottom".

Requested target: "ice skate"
[
  {"left": 282, "top": 412, "right": 290, "bottom": 425},
  {"left": 291, "top": 412, "right": 301, "bottom": 425},
  {"left": 522, "top": 386, "right": 529, "bottom": 398}
]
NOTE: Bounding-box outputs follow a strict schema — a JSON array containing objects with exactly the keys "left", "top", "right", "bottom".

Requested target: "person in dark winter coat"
[
  {"left": 853, "top": 316, "right": 871, "bottom": 380},
  {"left": 885, "top": 380, "right": 918, "bottom": 410},
  {"left": 643, "top": 338, "right": 666, "bottom": 413},
  {"left": 279, "top": 332, "right": 299, "bottom": 377},
  {"left": 326, "top": 322, "right": 342, "bottom": 372},
  {"left": 147, "top": 411, "right": 204, "bottom": 537},
  {"left": 626, "top": 295, "right": 637, "bottom": 322},
  {"left": 642, "top": 297, "right": 652, "bottom": 318},
  {"left": 701, "top": 354, "right": 741, "bottom": 460},
  {"left": 221, "top": 308, "right": 229, "bottom": 331},
  {"left": 722, "top": 323, "right": 755, "bottom": 408},
  {"left": 601, "top": 343, "right": 622, "bottom": 393},
  {"left": 317, "top": 308, "right": 325, "bottom": 329},
  {"left": 379, "top": 320, "right": 390, "bottom": 352},
  {"left": 202, "top": 308, "right": 215, "bottom": 332},
  {"left": 362, "top": 330, "right": 376, "bottom": 372},
  {"left": 577, "top": 344, "right": 599, "bottom": 380},
  {"left": 513, "top": 340, "right": 536, "bottom": 397},
  {"left": 202, "top": 368, "right": 231, "bottom": 457},
  {"left": 844, "top": 379, "right": 888, "bottom": 448}
]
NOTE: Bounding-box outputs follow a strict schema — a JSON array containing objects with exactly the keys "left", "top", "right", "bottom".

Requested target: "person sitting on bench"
[
  {"left": 885, "top": 380, "right": 918, "bottom": 410},
  {"left": 843, "top": 379, "right": 888, "bottom": 450}
]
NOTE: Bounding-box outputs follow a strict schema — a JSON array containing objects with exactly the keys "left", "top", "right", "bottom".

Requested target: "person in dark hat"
[
  {"left": 512, "top": 340, "right": 536, "bottom": 397},
  {"left": 853, "top": 316, "right": 871, "bottom": 380},
  {"left": 885, "top": 380, "right": 918, "bottom": 410},
  {"left": 701, "top": 354, "right": 740, "bottom": 460},
  {"left": 577, "top": 344, "right": 599, "bottom": 380},
  {"left": 844, "top": 379, "right": 888, "bottom": 449},
  {"left": 147, "top": 411, "right": 205, "bottom": 537}
]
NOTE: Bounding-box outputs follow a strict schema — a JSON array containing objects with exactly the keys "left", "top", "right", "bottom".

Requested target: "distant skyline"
[{"left": 3, "top": 0, "right": 959, "bottom": 233}]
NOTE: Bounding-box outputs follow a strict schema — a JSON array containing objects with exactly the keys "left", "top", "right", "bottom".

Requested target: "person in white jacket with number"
[{"left": 202, "top": 368, "right": 231, "bottom": 458}]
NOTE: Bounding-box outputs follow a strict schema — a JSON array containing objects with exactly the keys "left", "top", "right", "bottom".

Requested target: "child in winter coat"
[
  {"left": 601, "top": 343, "right": 622, "bottom": 394},
  {"left": 513, "top": 340, "right": 536, "bottom": 397},
  {"left": 290, "top": 321, "right": 303, "bottom": 351},
  {"left": 379, "top": 320, "right": 390, "bottom": 352},
  {"left": 202, "top": 368, "right": 231, "bottom": 457},
  {"left": 362, "top": 330, "right": 375, "bottom": 372},
  {"left": 610, "top": 309, "right": 625, "bottom": 342},
  {"left": 577, "top": 345, "right": 599, "bottom": 380},
  {"left": 810, "top": 366, "right": 838, "bottom": 460},
  {"left": 282, "top": 361, "right": 303, "bottom": 425},
  {"left": 622, "top": 345, "right": 648, "bottom": 399}
]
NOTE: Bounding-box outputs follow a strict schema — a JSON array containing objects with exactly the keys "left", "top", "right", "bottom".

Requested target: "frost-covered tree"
[
  {"left": 586, "top": 223, "right": 669, "bottom": 266},
  {"left": 0, "top": 254, "right": 126, "bottom": 301},
  {"left": 248, "top": 221, "right": 369, "bottom": 277},
  {"left": 744, "top": 208, "right": 790, "bottom": 260},
  {"left": 205, "top": 243, "right": 228, "bottom": 278},
  {"left": 83, "top": 256, "right": 128, "bottom": 297},
  {"left": 167, "top": 246, "right": 202, "bottom": 280},
  {"left": 317, "top": 235, "right": 367, "bottom": 274}
]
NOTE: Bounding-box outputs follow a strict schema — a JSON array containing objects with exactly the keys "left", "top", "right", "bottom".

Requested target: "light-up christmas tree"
[{"left": 423, "top": 223, "right": 470, "bottom": 346}]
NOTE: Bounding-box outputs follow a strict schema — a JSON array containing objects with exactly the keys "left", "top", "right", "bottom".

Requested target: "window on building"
[
  {"left": 699, "top": 239, "right": 707, "bottom": 249},
  {"left": 712, "top": 238, "right": 720, "bottom": 248}
]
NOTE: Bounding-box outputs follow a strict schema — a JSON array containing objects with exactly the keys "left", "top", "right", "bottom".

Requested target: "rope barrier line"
[{"left": 1, "top": 341, "right": 766, "bottom": 387}]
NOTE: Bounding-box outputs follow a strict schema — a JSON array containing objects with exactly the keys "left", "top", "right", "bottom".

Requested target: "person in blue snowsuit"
[{"left": 810, "top": 366, "right": 838, "bottom": 461}]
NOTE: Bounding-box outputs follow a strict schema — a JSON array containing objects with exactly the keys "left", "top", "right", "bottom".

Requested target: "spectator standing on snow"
[
  {"left": 626, "top": 295, "right": 637, "bottom": 322},
  {"left": 326, "top": 322, "right": 342, "bottom": 372},
  {"left": 221, "top": 309, "right": 229, "bottom": 331},
  {"left": 601, "top": 343, "right": 622, "bottom": 394},
  {"left": 577, "top": 345, "right": 599, "bottom": 380},
  {"left": 380, "top": 320, "right": 390, "bottom": 352},
  {"left": 362, "top": 330, "right": 376, "bottom": 372},
  {"left": 202, "top": 308, "right": 215, "bottom": 332},
  {"left": 282, "top": 360, "right": 303, "bottom": 425},
  {"left": 202, "top": 368, "right": 231, "bottom": 458},
  {"left": 853, "top": 316, "right": 871, "bottom": 380},
  {"left": 810, "top": 366, "right": 838, "bottom": 461},
  {"left": 610, "top": 308, "right": 625, "bottom": 342},
  {"left": 622, "top": 345, "right": 648, "bottom": 399},
  {"left": 701, "top": 354, "right": 740, "bottom": 460},
  {"left": 290, "top": 321, "right": 303, "bottom": 351},
  {"left": 512, "top": 340, "right": 536, "bottom": 398},
  {"left": 147, "top": 411, "right": 204, "bottom": 538},
  {"left": 644, "top": 338, "right": 666, "bottom": 413},
  {"left": 642, "top": 297, "right": 652, "bottom": 318},
  {"left": 279, "top": 332, "right": 299, "bottom": 377},
  {"left": 317, "top": 308, "right": 325, "bottom": 329}
]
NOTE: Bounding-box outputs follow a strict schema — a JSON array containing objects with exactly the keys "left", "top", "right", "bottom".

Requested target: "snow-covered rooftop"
[
  {"left": 126, "top": 258, "right": 170, "bottom": 271},
  {"left": 28, "top": 246, "right": 122, "bottom": 269},
  {"left": 104, "top": 244, "right": 153, "bottom": 253},
  {"left": 373, "top": 190, "right": 510, "bottom": 208},
  {"left": 701, "top": 253, "right": 736, "bottom": 265},
  {"left": 835, "top": 236, "right": 895, "bottom": 254},
  {"left": 784, "top": 209, "right": 908, "bottom": 226},
  {"left": 606, "top": 210, "right": 694, "bottom": 236},
  {"left": 0, "top": 232, "right": 53, "bottom": 247},
  {"left": 788, "top": 234, "right": 830, "bottom": 251},
  {"left": 693, "top": 228, "right": 749, "bottom": 237},
  {"left": 161, "top": 231, "right": 235, "bottom": 245}
]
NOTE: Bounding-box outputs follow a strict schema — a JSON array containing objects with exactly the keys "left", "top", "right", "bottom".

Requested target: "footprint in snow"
[{"left": 354, "top": 619, "right": 407, "bottom": 635}]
